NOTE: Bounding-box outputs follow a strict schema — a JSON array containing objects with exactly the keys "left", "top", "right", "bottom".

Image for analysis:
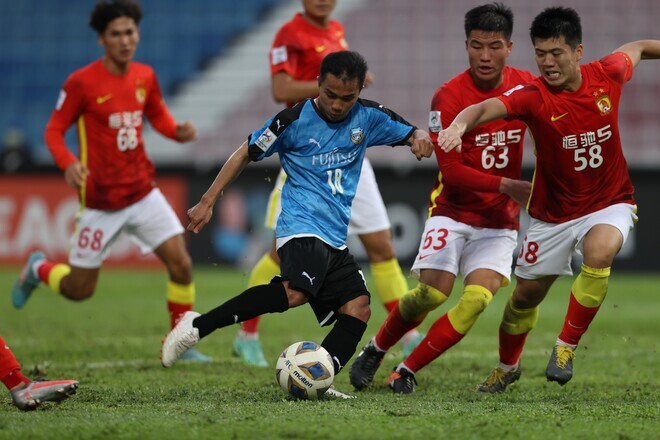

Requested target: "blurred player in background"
[
  {"left": 1, "top": 335, "right": 78, "bottom": 411},
  {"left": 350, "top": 2, "right": 533, "bottom": 394},
  {"left": 437, "top": 6, "right": 660, "bottom": 392},
  {"left": 11, "top": 0, "right": 209, "bottom": 362},
  {"left": 162, "top": 51, "right": 434, "bottom": 400},
  {"left": 234, "top": 0, "right": 423, "bottom": 367}
]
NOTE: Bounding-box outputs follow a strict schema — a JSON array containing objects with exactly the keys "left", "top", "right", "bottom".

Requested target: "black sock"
[
  {"left": 193, "top": 283, "right": 289, "bottom": 338},
  {"left": 321, "top": 314, "right": 368, "bottom": 375}
]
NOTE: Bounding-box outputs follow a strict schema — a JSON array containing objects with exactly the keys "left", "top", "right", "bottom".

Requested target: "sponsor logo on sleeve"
[
  {"left": 55, "top": 90, "right": 67, "bottom": 110},
  {"left": 271, "top": 46, "right": 287, "bottom": 65},
  {"left": 429, "top": 111, "right": 442, "bottom": 132},
  {"left": 255, "top": 128, "right": 277, "bottom": 151},
  {"left": 503, "top": 84, "right": 525, "bottom": 96}
]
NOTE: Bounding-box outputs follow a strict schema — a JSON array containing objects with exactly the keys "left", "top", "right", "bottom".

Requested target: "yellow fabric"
[
  {"left": 398, "top": 283, "right": 448, "bottom": 322},
  {"left": 370, "top": 258, "right": 407, "bottom": 305},
  {"left": 247, "top": 253, "right": 280, "bottom": 288},
  {"left": 447, "top": 285, "right": 494, "bottom": 335},
  {"left": 500, "top": 296, "right": 539, "bottom": 335},
  {"left": 47, "top": 264, "right": 71, "bottom": 295},
  {"left": 572, "top": 264, "right": 610, "bottom": 308},
  {"left": 77, "top": 116, "right": 88, "bottom": 208},
  {"left": 166, "top": 281, "right": 195, "bottom": 305}
]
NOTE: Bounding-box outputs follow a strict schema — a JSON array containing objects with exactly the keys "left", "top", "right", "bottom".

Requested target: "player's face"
[
  {"left": 466, "top": 30, "right": 512, "bottom": 89},
  {"left": 316, "top": 73, "right": 361, "bottom": 122},
  {"left": 98, "top": 16, "right": 140, "bottom": 67},
  {"left": 534, "top": 36, "right": 583, "bottom": 91},
  {"left": 302, "top": 0, "right": 336, "bottom": 20}
]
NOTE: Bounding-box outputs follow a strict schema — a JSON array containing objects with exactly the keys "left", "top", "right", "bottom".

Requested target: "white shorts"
[
  {"left": 69, "top": 188, "right": 184, "bottom": 268},
  {"left": 515, "top": 203, "right": 637, "bottom": 279},
  {"left": 264, "top": 158, "right": 391, "bottom": 235},
  {"left": 410, "top": 216, "right": 518, "bottom": 285}
]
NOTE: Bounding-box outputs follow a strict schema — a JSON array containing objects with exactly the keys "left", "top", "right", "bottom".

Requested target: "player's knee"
[
  {"left": 283, "top": 283, "right": 307, "bottom": 307},
  {"left": 338, "top": 294, "right": 371, "bottom": 323},
  {"left": 501, "top": 296, "right": 539, "bottom": 335},
  {"left": 447, "top": 285, "right": 493, "bottom": 334},
  {"left": 167, "top": 253, "right": 193, "bottom": 284},
  {"left": 62, "top": 280, "right": 96, "bottom": 301},
  {"left": 398, "top": 283, "right": 448, "bottom": 322}
]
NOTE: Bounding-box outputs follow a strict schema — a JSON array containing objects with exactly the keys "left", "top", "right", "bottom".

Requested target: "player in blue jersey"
[{"left": 160, "top": 52, "right": 434, "bottom": 395}]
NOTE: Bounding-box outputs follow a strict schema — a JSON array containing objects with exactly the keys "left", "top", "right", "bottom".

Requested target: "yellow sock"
[
  {"left": 167, "top": 280, "right": 195, "bottom": 305},
  {"left": 371, "top": 258, "right": 408, "bottom": 306},
  {"left": 248, "top": 253, "right": 280, "bottom": 288},
  {"left": 47, "top": 264, "right": 71, "bottom": 294},
  {"left": 447, "top": 285, "right": 493, "bottom": 335},
  {"left": 572, "top": 264, "right": 610, "bottom": 307}
]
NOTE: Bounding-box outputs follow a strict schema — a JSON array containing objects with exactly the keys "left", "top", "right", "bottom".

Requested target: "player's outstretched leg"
[
  {"left": 11, "top": 251, "right": 45, "bottom": 309},
  {"left": 349, "top": 338, "right": 385, "bottom": 391},
  {"left": 161, "top": 311, "right": 201, "bottom": 367},
  {"left": 11, "top": 379, "right": 79, "bottom": 411},
  {"left": 387, "top": 366, "right": 417, "bottom": 394},
  {"left": 476, "top": 362, "right": 522, "bottom": 394},
  {"left": 545, "top": 345, "right": 575, "bottom": 385}
]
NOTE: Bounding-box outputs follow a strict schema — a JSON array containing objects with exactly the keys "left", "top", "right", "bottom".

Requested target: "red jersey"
[
  {"left": 270, "top": 13, "right": 347, "bottom": 107},
  {"left": 499, "top": 52, "right": 635, "bottom": 223},
  {"left": 45, "top": 60, "right": 178, "bottom": 210},
  {"left": 429, "top": 67, "right": 535, "bottom": 229}
]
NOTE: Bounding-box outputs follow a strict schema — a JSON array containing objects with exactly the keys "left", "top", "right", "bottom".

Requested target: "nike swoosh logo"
[
  {"left": 96, "top": 94, "right": 112, "bottom": 104},
  {"left": 551, "top": 112, "right": 569, "bottom": 122},
  {"left": 418, "top": 254, "right": 433, "bottom": 260},
  {"left": 315, "top": 45, "right": 326, "bottom": 53}
]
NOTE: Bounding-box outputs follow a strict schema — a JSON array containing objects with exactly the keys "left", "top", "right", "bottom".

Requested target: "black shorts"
[{"left": 276, "top": 237, "right": 370, "bottom": 326}]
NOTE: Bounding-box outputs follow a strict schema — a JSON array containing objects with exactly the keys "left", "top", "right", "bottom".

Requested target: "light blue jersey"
[{"left": 247, "top": 98, "right": 415, "bottom": 249}]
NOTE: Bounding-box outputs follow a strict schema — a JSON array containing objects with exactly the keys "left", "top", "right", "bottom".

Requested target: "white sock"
[
  {"left": 498, "top": 361, "right": 519, "bottom": 372},
  {"left": 555, "top": 338, "right": 577, "bottom": 350}
]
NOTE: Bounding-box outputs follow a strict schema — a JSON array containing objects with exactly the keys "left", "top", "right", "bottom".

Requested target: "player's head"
[
  {"left": 90, "top": 0, "right": 143, "bottom": 66},
  {"left": 302, "top": 0, "right": 336, "bottom": 22},
  {"left": 316, "top": 51, "right": 367, "bottom": 122},
  {"left": 530, "top": 7, "right": 584, "bottom": 91},
  {"left": 464, "top": 3, "right": 514, "bottom": 89}
]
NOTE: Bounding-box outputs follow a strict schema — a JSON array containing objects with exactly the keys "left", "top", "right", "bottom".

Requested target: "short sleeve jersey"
[
  {"left": 270, "top": 13, "right": 348, "bottom": 107},
  {"left": 498, "top": 52, "right": 635, "bottom": 223},
  {"left": 247, "top": 99, "right": 415, "bottom": 248},
  {"left": 45, "top": 60, "right": 177, "bottom": 210},
  {"left": 429, "top": 67, "right": 535, "bottom": 229}
]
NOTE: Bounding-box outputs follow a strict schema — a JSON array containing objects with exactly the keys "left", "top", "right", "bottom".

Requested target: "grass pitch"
[{"left": 0, "top": 267, "right": 658, "bottom": 439}]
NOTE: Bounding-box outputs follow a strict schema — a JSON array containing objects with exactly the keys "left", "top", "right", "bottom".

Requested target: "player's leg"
[
  {"left": 548, "top": 204, "right": 635, "bottom": 384},
  {"left": 1, "top": 336, "right": 78, "bottom": 411},
  {"left": 234, "top": 170, "right": 287, "bottom": 366},
  {"left": 234, "top": 239, "right": 280, "bottom": 367}
]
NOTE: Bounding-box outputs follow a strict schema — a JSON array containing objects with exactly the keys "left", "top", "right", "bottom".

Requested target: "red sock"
[
  {"left": 241, "top": 316, "right": 260, "bottom": 334},
  {"left": 499, "top": 327, "right": 529, "bottom": 366},
  {"left": 0, "top": 337, "right": 30, "bottom": 390},
  {"left": 37, "top": 261, "right": 57, "bottom": 283},
  {"left": 374, "top": 306, "right": 420, "bottom": 352},
  {"left": 382, "top": 299, "right": 398, "bottom": 313},
  {"left": 404, "top": 313, "right": 463, "bottom": 373},
  {"left": 168, "top": 302, "right": 192, "bottom": 329},
  {"left": 558, "top": 293, "right": 600, "bottom": 346}
]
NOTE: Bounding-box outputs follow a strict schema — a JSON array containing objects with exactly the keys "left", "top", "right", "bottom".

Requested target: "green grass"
[{"left": 0, "top": 267, "right": 658, "bottom": 439}]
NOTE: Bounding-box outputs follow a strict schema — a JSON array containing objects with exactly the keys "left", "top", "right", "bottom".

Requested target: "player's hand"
[
  {"left": 64, "top": 162, "right": 89, "bottom": 190},
  {"left": 499, "top": 177, "right": 532, "bottom": 205},
  {"left": 176, "top": 121, "right": 197, "bottom": 142},
  {"left": 186, "top": 200, "right": 214, "bottom": 234},
  {"left": 437, "top": 126, "right": 463, "bottom": 153},
  {"left": 410, "top": 130, "right": 434, "bottom": 161}
]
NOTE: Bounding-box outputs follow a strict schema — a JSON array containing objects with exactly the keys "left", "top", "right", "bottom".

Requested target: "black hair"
[
  {"left": 530, "top": 7, "right": 582, "bottom": 49},
  {"left": 464, "top": 3, "right": 514, "bottom": 41},
  {"left": 89, "top": 0, "right": 143, "bottom": 34},
  {"left": 319, "top": 51, "right": 368, "bottom": 89}
]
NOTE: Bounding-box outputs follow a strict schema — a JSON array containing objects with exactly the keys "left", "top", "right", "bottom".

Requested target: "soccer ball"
[{"left": 275, "top": 341, "right": 334, "bottom": 400}]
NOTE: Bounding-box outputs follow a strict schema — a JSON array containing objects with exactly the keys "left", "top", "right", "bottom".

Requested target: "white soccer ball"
[{"left": 275, "top": 341, "right": 335, "bottom": 400}]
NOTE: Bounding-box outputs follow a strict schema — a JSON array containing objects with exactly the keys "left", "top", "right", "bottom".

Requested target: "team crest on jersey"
[
  {"left": 255, "top": 128, "right": 277, "bottom": 152},
  {"left": 593, "top": 88, "right": 612, "bottom": 115},
  {"left": 428, "top": 111, "right": 442, "bottom": 132},
  {"left": 350, "top": 127, "right": 364, "bottom": 145},
  {"left": 135, "top": 86, "right": 146, "bottom": 104}
]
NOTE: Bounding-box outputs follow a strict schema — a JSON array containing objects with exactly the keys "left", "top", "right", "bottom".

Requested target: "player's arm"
[
  {"left": 271, "top": 72, "right": 319, "bottom": 104},
  {"left": 437, "top": 98, "right": 508, "bottom": 153},
  {"left": 44, "top": 79, "right": 89, "bottom": 190},
  {"left": 187, "top": 142, "right": 250, "bottom": 234},
  {"left": 404, "top": 129, "right": 435, "bottom": 160},
  {"left": 614, "top": 40, "right": 660, "bottom": 67}
]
